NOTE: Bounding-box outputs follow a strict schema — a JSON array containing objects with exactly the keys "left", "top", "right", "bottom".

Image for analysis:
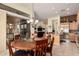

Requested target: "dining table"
[
  {"left": 11, "top": 40, "right": 36, "bottom": 51},
  {"left": 11, "top": 36, "right": 50, "bottom": 51}
]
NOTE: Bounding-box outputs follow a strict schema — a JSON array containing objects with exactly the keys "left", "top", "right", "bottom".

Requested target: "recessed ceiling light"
[
  {"left": 56, "top": 11, "right": 58, "bottom": 13},
  {"left": 67, "top": 12, "right": 69, "bottom": 14},
  {"left": 66, "top": 8, "right": 70, "bottom": 11},
  {"left": 52, "top": 7, "right": 55, "bottom": 10}
]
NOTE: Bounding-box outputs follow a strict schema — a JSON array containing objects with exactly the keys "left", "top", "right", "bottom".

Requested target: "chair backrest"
[
  {"left": 37, "top": 32, "right": 45, "bottom": 38},
  {"left": 50, "top": 37, "right": 54, "bottom": 51},
  {"left": 35, "top": 38, "right": 48, "bottom": 56},
  {"left": 14, "top": 34, "right": 21, "bottom": 40},
  {"left": 46, "top": 37, "right": 54, "bottom": 56}
]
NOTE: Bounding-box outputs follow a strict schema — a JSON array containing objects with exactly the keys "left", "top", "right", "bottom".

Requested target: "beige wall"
[
  {"left": 0, "top": 10, "right": 6, "bottom": 55},
  {"left": 48, "top": 17, "right": 52, "bottom": 32},
  {"left": 3, "top": 3, "right": 32, "bottom": 15}
]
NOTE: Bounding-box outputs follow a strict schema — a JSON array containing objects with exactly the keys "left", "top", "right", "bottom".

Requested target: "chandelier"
[{"left": 27, "top": 3, "right": 39, "bottom": 28}]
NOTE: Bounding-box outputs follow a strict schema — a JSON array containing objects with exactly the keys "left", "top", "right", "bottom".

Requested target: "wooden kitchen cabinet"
[
  {"left": 69, "top": 22, "right": 78, "bottom": 30},
  {"left": 53, "top": 34, "right": 60, "bottom": 46},
  {"left": 69, "top": 33, "right": 76, "bottom": 42}
]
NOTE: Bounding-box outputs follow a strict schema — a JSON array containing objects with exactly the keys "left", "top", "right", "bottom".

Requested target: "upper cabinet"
[
  {"left": 69, "top": 22, "right": 78, "bottom": 30},
  {"left": 60, "top": 14, "right": 77, "bottom": 23}
]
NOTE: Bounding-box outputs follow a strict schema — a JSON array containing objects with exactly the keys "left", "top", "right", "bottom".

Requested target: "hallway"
[{"left": 52, "top": 42, "right": 79, "bottom": 56}]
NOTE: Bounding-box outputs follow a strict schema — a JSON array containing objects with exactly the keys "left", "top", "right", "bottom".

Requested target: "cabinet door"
[
  {"left": 69, "top": 33, "right": 75, "bottom": 41},
  {"left": 20, "top": 19, "right": 30, "bottom": 39},
  {"left": 69, "top": 22, "right": 78, "bottom": 30}
]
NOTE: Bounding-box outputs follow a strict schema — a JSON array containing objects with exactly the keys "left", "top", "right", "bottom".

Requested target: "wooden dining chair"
[
  {"left": 46, "top": 37, "right": 54, "bottom": 56},
  {"left": 35, "top": 38, "right": 48, "bottom": 56},
  {"left": 14, "top": 34, "right": 21, "bottom": 40},
  {"left": 6, "top": 41, "right": 14, "bottom": 56}
]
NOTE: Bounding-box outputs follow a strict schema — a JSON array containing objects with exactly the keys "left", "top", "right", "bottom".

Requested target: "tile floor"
[{"left": 52, "top": 42, "right": 79, "bottom": 56}]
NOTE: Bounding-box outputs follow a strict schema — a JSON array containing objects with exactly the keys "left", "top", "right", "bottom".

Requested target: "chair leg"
[{"left": 50, "top": 51, "right": 52, "bottom": 56}]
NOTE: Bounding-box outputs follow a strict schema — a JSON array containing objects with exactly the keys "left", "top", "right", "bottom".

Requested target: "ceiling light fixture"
[
  {"left": 30, "top": 19, "right": 34, "bottom": 22},
  {"left": 35, "top": 20, "right": 39, "bottom": 24},
  {"left": 66, "top": 8, "right": 70, "bottom": 11},
  {"left": 56, "top": 11, "right": 58, "bottom": 13},
  {"left": 27, "top": 4, "right": 39, "bottom": 28},
  {"left": 27, "top": 20, "right": 30, "bottom": 23},
  {"left": 52, "top": 7, "right": 55, "bottom": 10},
  {"left": 67, "top": 12, "right": 69, "bottom": 14}
]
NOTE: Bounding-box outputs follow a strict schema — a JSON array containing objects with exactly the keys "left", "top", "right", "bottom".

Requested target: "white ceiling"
[{"left": 20, "top": 3, "right": 79, "bottom": 20}]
